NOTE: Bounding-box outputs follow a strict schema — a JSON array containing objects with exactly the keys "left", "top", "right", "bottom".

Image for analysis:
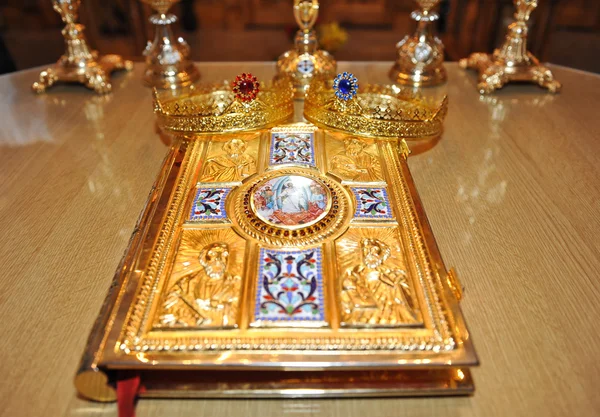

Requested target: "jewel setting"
[
  {"left": 232, "top": 73, "right": 260, "bottom": 102},
  {"left": 297, "top": 57, "right": 315, "bottom": 75},
  {"left": 333, "top": 72, "right": 358, "bottom": 101},
  {"left": 414, "top": 42, "right": 433, "bottom": 63}
]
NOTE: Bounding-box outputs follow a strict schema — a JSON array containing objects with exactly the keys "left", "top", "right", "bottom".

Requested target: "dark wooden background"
[{"left": 1, "top": 0, "right": 599, "bottom": 73}]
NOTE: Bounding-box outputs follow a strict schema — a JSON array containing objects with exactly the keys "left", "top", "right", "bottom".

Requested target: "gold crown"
[
  {"left": 153, "top": 74, "right": 294, "bottom": 134},
  {"left": 304, "top": 73, "right": 448, "bottom": 139}
]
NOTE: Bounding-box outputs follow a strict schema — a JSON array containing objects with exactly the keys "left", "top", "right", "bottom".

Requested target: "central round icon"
[{"left": 250, "top": 174, "right": 331, "bottom": 230}]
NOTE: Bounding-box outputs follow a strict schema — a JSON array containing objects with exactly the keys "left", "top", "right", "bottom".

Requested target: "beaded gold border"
[{"left": 118, "top": 140, "right": 205, "bottom": 350}]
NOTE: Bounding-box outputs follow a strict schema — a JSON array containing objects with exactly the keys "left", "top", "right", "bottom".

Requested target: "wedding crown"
[
  {"left": 304, "top": 72, "right": 448, "bottom": 139},
  {"left": 153, "top": 73, "right": 294, "bottom": 134}
]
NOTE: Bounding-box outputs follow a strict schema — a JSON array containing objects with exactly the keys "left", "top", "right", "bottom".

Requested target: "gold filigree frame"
[
  {"left": 153, "top": 79, "right": 295, "bottom": 134},
  {"left": 249, "top": 176, "right": 332, "bottom": 230},
  {"left": 232, "top": 167, "right": 351, "bottom": 245},
  {"left": 304, "top": 78, "right": 447, "bottom": 139}
]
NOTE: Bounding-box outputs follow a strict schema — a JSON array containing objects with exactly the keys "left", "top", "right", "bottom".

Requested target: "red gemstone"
[{"left": 239, "top": 80, "right": 254, "bottom": 95}]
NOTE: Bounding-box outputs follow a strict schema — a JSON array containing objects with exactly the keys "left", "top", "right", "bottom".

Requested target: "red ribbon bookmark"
[{"left": 117, "top": 375, "right": 143, "bottom": 417}]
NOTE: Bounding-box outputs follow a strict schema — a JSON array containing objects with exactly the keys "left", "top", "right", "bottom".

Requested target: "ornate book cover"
[{"left": 75, "top": 124, "right": 477, "bottom": 402}]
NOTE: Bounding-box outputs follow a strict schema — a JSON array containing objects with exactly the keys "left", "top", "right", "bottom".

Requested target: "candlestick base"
[
  {"left": 32, "top": 53, "right": 133, "bottom": 94},
  {"left": 459, "top": 0, "right": 561, "bottom": 94},
  {"left": 31, "top": 0, "right": 132, "bottom": 95},
  {"left": 459, "top": 52, "right": 561, "bottom": 95}
]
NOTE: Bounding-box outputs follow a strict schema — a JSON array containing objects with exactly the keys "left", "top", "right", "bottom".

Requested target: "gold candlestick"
[
  {"left": 31, "top": 0, "right": 132, "bottom": 94},
  {"left": 275, "top": 0, "right": 336, "bottom": 99},
  {"left": 459, "top": 0, "right": 561, "bottom": 94},
  {"left": 141, "top": 0, "right": 200, "bottom": 89},
  {"left": 389, "top": 0, "right": 446, "bottom": 87}
]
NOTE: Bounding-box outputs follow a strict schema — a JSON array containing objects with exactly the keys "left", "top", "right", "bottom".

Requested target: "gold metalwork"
[
  {"left": 459, "top": 0, "right": 561, "bottom": 94},
  {"left": 446, "top": 268, "right": 463, "bottom": 302},
  {"left": 153, "top": 78, "right": 294, "bottom": 134},
  {"left": 231, "top": 167, "right": 351, "bottom": 246},
  {"left": 304, "top": 77, "right": 448, "bottom": 139},
  {"left": 140, "top": 0, "right": 200, "bottom": 89},
  {"left": 31, "top": 0, "right": 132, "bottom": 94},
  {"left": 399, "top": 138, "right": 411, "bottom": 158},
  {"left": 275, "top": 0, "right": 337, "bottom": 99},
  {"left": 124, "top": 369, "right": 476, "bottom": 398},
  {"left": 114, "top": 132, "right": 461, "bottom": 351},
  {"left": 389, "top": 0, "right": 446, "bottom": 87},
  {"left": 76, "top": 126, "right": 478, "bottom": 399},
  {"left": 199, "top": 137, "right": 258, "bottom": 183},
  {"left": 156, "top": 230, "right": 245, "bottom": 329},
  {"left": 105, "top": 131, "right": 469, "bottom": 351},
  {"left": 73, "top": 369, "right": 116, "bottom": 402},
  {"left": 338, "top": 235, "right": 422, "bottom": 327},
  {"left": 329, "top": 136, "right": 384, "bottom": 183}
]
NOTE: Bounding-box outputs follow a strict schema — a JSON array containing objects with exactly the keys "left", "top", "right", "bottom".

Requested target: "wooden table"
[{"left": 0, "top": 62, "right": 599, "bottom": 417}]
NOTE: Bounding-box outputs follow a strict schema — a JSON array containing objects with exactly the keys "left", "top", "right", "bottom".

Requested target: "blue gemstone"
[{"left": 338, "top": 79, "right": 352, "bottom": 95}]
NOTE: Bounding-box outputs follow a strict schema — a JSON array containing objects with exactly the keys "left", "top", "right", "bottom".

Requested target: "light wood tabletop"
[{"left": 0, "top": 62, "right": 599, "bottom": 417}]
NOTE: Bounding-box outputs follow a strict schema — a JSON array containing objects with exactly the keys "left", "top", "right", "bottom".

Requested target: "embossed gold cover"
[{"left": 76, "top": 123, "right": 477, "bottom": 402}]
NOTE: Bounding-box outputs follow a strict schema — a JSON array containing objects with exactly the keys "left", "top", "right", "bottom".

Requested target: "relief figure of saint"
[
  {"left": 159, "top": 242, "right": 241, "bottom": 328},
  {"left": 330, "top": 138, "right": 382, "bottom": 182},
  {"left": 340, "top": 238, "right": 420, "bottom": 326},
  {"left": 200, "top": 138, "right": 256, "bottom": 182}
]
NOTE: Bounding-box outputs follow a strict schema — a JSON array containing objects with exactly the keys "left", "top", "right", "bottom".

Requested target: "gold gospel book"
[{"left": 76, "top": 124, "right": 478, "bottom": 401}]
